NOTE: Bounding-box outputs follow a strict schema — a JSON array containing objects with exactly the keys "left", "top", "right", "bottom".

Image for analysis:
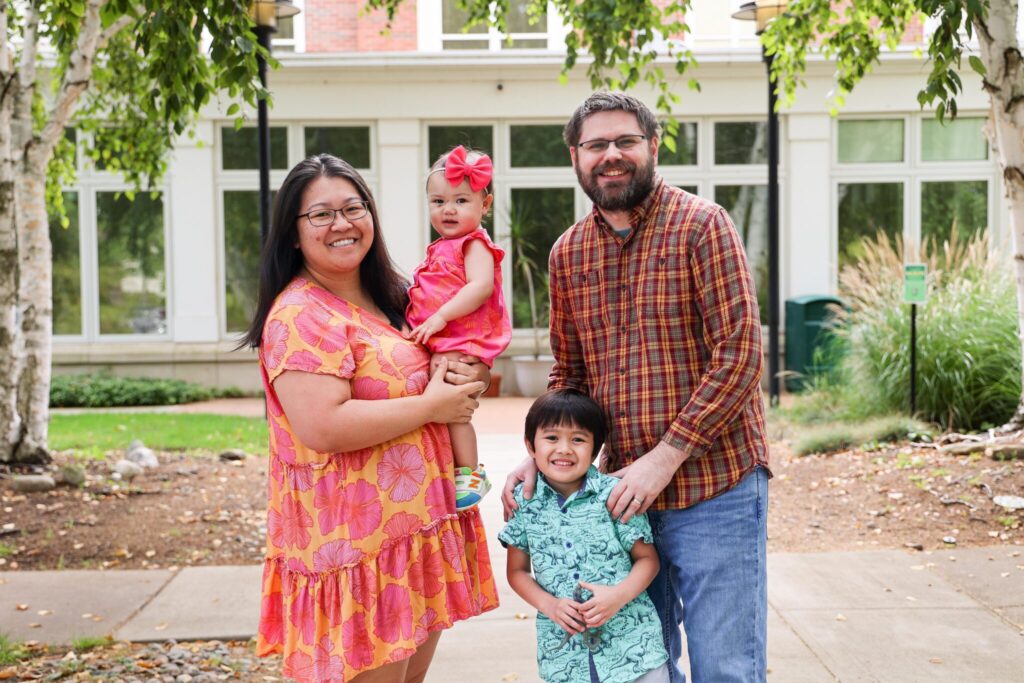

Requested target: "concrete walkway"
[{"left": 11, "top": 399, "right": 1024, "bottom": 681}]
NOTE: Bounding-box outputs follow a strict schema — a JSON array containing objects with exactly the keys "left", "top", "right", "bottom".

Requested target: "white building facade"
[{"left": 50, "top": 0, "right": 1000, "bottom": 392}]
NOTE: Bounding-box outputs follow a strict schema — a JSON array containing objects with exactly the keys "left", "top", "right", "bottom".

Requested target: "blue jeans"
[{"left": 647, "top": 466, "right": 768, "bottom": 683}]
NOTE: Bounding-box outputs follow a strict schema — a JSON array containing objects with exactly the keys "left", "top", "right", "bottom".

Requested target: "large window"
[
  {"left": 223, "top": 191, "right": 263, "bottom": 333},
  {"left": 440, "top": 0, "right": 553, "bottom": 50},
  {"left": 837, "top": 119, "right": 904, "bottom": 163},
  {"left": 837, "top": 182, "right": 904, "bottom": 270},
  {"left": 716, "top": 185, "right": 768, "bottom": 322},
  {"left": 509, "top": 188, "right": 575, "bottom": 328},
  {"left": 50, "top": 193, "right": 82, "bottom": 336}
]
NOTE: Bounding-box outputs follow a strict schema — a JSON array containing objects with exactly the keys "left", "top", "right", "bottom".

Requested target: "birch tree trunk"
[
  {"left": 975, "top": 0, "right": 1024, "bottom": 433},
  {"left": 0, "top": 3, "right": 23, "bottom": 462}
]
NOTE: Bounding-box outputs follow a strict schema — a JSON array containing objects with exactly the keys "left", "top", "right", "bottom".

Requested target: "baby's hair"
[
  {"left": 427, "top": 146, "right": 494, "bottom": 196},
  {"left": 524, "top": 389, "right": 607, "bottom": 459}
]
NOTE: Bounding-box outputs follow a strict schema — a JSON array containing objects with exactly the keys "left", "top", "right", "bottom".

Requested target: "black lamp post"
[
  {"left": 249, "top": 1, "right": 301, "bottom": 245},
  {"left": 732, "top": 0, "right": 787, "bottom": 407}
]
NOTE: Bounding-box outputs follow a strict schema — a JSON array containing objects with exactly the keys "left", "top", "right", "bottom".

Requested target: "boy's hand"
[
  {"left": 578, "top": 581, "right": 628, "bottom": 628},
  {"left": 543, "top": 596, "right": 586, "bottom": 636},
  {"left": 408, "top": 314, "right": 447, "bottom": 344}
]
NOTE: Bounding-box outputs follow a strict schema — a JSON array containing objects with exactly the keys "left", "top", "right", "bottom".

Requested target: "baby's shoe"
[{"left": 454, "top": 464, "right": 492, "bottom": 510}]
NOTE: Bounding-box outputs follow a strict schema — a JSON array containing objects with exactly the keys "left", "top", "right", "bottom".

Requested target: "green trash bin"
[{"left": 785, "top": 295, "right": 843, "bottom": 392}]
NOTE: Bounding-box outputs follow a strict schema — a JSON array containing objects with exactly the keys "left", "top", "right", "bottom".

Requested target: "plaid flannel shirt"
[{"left": 548, "top": 179, "right": 770, "bottom": 510}]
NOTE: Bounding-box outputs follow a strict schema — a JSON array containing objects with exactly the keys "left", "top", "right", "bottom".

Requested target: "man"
[{"left": 502, "top": 92, "right": 771, "bottom": 682}]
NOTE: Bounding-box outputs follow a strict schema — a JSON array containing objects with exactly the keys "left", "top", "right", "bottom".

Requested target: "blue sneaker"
[{"left": 454, "top": 464, "right": 491, "bottom": 510}]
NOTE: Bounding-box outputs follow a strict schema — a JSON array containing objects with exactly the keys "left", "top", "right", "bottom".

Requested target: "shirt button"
[
  {"left": 618, "top": 411, "right": 626, "bottom": 418},
  {"left": 573, "top": 572, "right": 580, "bottom": 579},
  {"left": 619, "top": 367, "right": 625, "bottom": 374},
  {"left": 566, "top": 542, "right": 572, "bottom": 548}
]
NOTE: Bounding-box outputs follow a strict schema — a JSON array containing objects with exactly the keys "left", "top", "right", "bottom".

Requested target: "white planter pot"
[{"left": 512, "top": 355, "right": 554, "bottom": 397}]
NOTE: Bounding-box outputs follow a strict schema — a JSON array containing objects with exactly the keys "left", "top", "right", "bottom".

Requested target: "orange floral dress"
[{"left": 255, "top": 277, "right": 499, "bottom": 682}]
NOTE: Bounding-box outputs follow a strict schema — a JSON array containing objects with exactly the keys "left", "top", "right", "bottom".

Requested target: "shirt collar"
[
  {"left": 536, "top": 465, "right": 602, "bottom": 502},
  {"left": 591, "top": 176, "right": 665, "bottom": 237}
]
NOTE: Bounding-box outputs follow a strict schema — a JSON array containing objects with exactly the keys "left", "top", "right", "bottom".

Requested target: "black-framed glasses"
[
  {"left": 577, "top": 134, "right": 648, "bottom": 154},
  {"left": 297, "top": 201, "right": 370, "bottom": 227}
]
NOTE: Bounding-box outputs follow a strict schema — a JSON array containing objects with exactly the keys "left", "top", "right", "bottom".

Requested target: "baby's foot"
[{"left": 454, "top": 464, "right": 492, "bottom": 510}]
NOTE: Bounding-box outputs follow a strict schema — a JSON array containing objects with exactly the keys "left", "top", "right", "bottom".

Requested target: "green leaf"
[
  {"left": 969, "top": 55, "right": 986, "bottom": 77},
  {"left": 226, "top": 103, "right": 240, "bottom": 117}
]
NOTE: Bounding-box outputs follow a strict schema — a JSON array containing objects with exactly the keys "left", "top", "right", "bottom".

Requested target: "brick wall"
[{"left": 305, "top": 0, "right": 417, "bottom": 53}]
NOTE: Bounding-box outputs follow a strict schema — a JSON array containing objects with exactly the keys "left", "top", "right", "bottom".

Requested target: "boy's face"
[{"left": 525, "top": 422, "right": 595, "bottom": 498}]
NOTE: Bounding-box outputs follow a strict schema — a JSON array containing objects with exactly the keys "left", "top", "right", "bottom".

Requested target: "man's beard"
[{"left": 577, "top": 156, "right": 656, "bottom": 212}]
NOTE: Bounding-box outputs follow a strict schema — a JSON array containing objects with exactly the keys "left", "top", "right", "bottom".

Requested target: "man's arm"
[{"left": 608, "top": 208, "right": 763, "bottom": 521}]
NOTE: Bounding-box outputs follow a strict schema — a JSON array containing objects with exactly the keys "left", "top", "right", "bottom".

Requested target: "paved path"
[{"left": 13, "top": 399, "right": 1024, "bottom": 681}]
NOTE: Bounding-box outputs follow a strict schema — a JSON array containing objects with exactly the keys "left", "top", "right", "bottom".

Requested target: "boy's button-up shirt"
[
  {"left": 548, "top": 179, "right": 771, "bottom": 511},
  {"left": 499, "top": 467, "right": 668, "bottom": 683}
]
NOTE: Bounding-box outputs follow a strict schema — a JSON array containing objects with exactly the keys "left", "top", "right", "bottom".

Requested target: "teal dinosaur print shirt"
[{"left": 499, "top": 467, "right": 669, "bottom": 683}]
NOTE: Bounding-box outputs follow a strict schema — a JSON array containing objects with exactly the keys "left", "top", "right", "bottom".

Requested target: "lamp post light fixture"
[
  {"left": 249, "top": 1, "right": 301, "bottom": 246},
  {"left": 732, "top": 0, "right": 787, "bottom": 406}
]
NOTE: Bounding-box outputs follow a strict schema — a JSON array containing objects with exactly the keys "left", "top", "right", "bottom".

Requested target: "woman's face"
[{"left": 295, "top": 175, "right": 374, "bottom": 280}]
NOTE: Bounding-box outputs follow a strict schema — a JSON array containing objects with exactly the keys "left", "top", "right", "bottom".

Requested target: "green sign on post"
[{"left": 903, "top": 264, "right": 927, "bottom": 304}]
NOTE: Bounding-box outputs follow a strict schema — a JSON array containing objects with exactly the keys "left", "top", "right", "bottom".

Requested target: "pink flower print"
[
  {"left": 424, "top": 477, "right": 455, "bottom": 519},
  {"left": 313, "top": 539, "right": 365, "bottom": 572},
  {"left": 334, "top": 447, "right": 373, "bottom": 479},
  {"left": 289, "top": 585, "right": 316, "bottom": 646},
  {"left": 339, "top": 479, "right": 383, "bottom": 540},
  {"left": 281, "top": 558, "right": 308, "bottom": 597},
  {"left": 313, "top": 471, "right": 346, "bottom": 535},
  {"left": 405, "top": 369, "right": 429, "bottom": 396},
  {"left": 409, "top": 544, "right": 444, "bottom": 598},
  {"left": 342, "top": 613, "right": 375, "bottom": 670},
  {"left": 267, "top": 494, "right": 312, "bottom": 550},
  {"left": 284, "top": 464, "right": 314, "bottom": 492},
  {"left": 422, "top": 424, "right": 452, "bottom": 467},
  {"left": 352, "top": 376, "right": 389, "bottom": 400},
  {"left": 383, "top": 512, "right": 424, "bottom": 540},
  {"left": 266, "top": 392, "right": 284, "bottom": 418},
  {"left": 444, "top": 578, "right": 473, "bottom": 618},
  {"left": 373, "top": 584, "right": 413, "bottom": 643},
  {"left": 283, "top": 349, "right": 323, "bottom": 373},
  {"left": 317, "top": 574, "right": 344, "bottom": 628},
  {"left": 270, "top": 419, "right": 297, "bottom": 465},
  {"left": 361, "top": 312, "right": 387, "bottom": 336},
  {"left": 313, "top": 634, "right": 344, "bottom": 682},
  {"left": 379, "top": 536, "right": 411, "bottom": 579},
  {"left": 414, "top": 607, "right": 441, "bottom": 644},
  {"left": 269, "top": 455, "right": 284, "bottom": 487},
  {"left": 258, "top": 593, "right": 284, "bottom": 645},
  {"left": 391, "top": 343, "right": 427, "bottom": 376},
  {"left": 283, "top": 650, "right": 315, "bottom": 682},
  {"left": 377, "top": 444, "right": 426, "bottom": 503},
  {"left": 349, "top": 561, "right": 378, "bottom": 611},
  {"left": 262, "top": 319, "right": 289, "bottom": 371},
  {"left": 440, "top": 529, "right": 463, "bottom": 569},
  {"left": 308, "top": 285, "right": 353, "bottom": 317},
  {"left": 294, "top": 306, "right": 347, "bottom": 353}
]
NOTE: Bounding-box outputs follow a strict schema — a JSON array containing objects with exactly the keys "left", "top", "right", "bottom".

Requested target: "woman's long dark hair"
[{"left": 240, "top": 154, "right": 410, "bottom": 349}]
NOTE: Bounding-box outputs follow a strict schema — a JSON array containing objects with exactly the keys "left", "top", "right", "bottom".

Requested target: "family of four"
[{"left": 245, "top": 91, "right": 771, "bottom": 683}]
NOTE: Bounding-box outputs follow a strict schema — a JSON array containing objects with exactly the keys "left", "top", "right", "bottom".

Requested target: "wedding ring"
[{"left": 631, "top": 496, "right": 643, "bottom": 505}]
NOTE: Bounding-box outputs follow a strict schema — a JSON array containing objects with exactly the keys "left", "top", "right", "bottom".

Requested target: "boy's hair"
[
  {"left": 427, "top": 146, "right": 493, "bottom": 195},
  {"left": 524, "top": 389, "right": 607, "bottom": 459},
  {"left": 563, "top": 91, "right": 661, "bottom": 149}
]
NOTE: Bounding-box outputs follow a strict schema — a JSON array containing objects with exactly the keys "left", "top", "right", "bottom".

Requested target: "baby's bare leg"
[{"left": 448, "top": 421, "right": 478, "bottom": 471}]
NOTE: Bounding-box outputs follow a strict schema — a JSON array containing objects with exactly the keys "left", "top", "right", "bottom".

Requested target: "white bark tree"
[
  {"left": 0, "top": 0, "right": 266, "bottom": 463},
  {"left": 764, "top": 0, "right": 1024, "bottom": 433}
]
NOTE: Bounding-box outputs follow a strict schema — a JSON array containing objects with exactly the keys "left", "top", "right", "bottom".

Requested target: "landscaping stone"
[
  {"left": 993, "top": 495, "right": 1024, "bottom": 511},
  {"left": 57, "top": 462, "right": 87, "bottom": 487},
  {"left": 988, "top": 443, "right": 1024, "bottom": 461},
  {"left": 127, "top": 443, "right": 159, "bottom": 469},
  {"left": 11, "top": 474, "right": 56, "bottom": 493},
  {"left": 112, "top": 459, "right": 145, "bottom": 482},
  {"left": 218, "top": 449, "right": 246, "bottom": 462},
  {"left": 940, "top": 442, "right": 987, "bottom": 456}
]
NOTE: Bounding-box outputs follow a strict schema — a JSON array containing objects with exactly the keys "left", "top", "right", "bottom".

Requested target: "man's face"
[{"left": 570, "top": 110, "right": 658, "bottom": 212}]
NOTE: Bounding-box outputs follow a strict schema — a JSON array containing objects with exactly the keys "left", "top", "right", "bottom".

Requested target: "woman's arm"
[
  {"left": 274, "top": 357, "right": 484, "bottom": 453},
  {"left": 578, "top": 540, "right": 660, "bottom": 628},
  {"left": 507, "top": 546, "right": 586, "bottom": 637},
  {"left": 409, "top": 240, "right": 496, "bottom": 344}
]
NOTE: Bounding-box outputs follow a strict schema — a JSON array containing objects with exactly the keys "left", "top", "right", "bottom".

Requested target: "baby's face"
[{"left": 427, "top": 173, "right": 492, "bottom": 239}]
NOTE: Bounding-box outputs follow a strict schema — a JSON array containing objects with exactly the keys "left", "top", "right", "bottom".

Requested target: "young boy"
[{"left": 499, "top": 390, "right": 670, "bottom": 683}]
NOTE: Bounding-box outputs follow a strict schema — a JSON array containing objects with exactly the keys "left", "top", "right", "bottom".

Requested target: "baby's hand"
[
  {"left": 409, "top": 314, "right": 447, "bottom": 344},
  {"left": 578, "top": 581, "right": 628, "bottom": 628},
  {"left": 544, "top": 596, "right": 586, "bottom": 636}
]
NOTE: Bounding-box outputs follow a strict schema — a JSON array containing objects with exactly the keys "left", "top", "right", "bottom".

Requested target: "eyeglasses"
[
  {"left": 297, "top": 201, "right": 370, "bottom": 227},
  {"left": 577, "top": 134, "right": 647, "bottom": 154}
]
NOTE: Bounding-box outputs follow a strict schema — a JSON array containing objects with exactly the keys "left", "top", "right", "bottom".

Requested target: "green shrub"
[
  {"left": 49, "top": 374, "right": 248, "bottom": 408},
  {"left": 793, "top": 415, "right": 934, "bottom": 456},
  {"left": 804, "top": 231, "right": 1019, "bottom": 431}
]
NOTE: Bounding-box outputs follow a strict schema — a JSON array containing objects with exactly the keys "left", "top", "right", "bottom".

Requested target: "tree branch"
[
  {"left": 14, "top": 0, "right": 41, "bottom": 130},
  {"left": 98, "top": 13, "right": 136, "bottom": 51}
]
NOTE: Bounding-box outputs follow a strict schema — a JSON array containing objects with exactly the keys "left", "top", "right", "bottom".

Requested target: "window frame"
[{"left": 418, "top": 0, "right": 566, "bottom": 52}]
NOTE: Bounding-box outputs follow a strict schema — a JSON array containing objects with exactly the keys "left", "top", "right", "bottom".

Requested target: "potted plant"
[{"left": 507, "top": 205, "right": 554, "bottom": 396}]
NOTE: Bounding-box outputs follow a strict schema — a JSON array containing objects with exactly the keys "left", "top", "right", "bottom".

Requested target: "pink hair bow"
[{"left": 444, "top": 145, "right": 493, "bottom": 192}]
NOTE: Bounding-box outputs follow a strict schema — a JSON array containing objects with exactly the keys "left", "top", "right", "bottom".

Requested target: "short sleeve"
[
  {"left": 261, "top": 292, "right": 356, "bottom": 385},
  {"left": 462, "top": 229, "right": 505, "bottom": 266},
  {"left": 614, "top": 510, "right": 654, "bottom": 554},
  {"left": 497, "top": 487, "right": 530, "bottom": 552}
]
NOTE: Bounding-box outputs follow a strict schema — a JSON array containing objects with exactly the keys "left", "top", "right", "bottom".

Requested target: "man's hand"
[
  {"left": 501, "top": 456, "right": 538, "bottom": 521},
  {"left": 578, "top": 581, "right": 628, "bottom": 628},
  {"left": 607, "top": 441, "right": 688, "bottom": 523}
]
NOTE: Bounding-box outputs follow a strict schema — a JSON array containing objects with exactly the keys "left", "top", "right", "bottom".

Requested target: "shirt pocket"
[
  {"left": 636, "top": 251, "right": 687, "bottom": 321},
  {"left": 567, "top": 271, "right": 608, "bottom": 332}
]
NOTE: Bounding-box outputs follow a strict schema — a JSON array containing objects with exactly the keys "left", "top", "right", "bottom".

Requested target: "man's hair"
[
  {"left": 524, "top": 389, "right": 607, "bottom": 459},
  {"left": 563, "top": 91, "right": 661, "bottom": 148}
]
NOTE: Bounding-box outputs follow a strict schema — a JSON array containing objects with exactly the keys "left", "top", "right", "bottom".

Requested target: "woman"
[{"left": 243, "top": 154, "right": 499, "bottom": 683}]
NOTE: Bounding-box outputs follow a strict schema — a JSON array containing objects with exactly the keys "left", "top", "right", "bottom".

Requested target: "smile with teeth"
[
  {"left": 328, "top": 237, "right": 357, "bottom": 247},
  {"left": 550, "top": 458, "right": 577, "bottom": 467}
]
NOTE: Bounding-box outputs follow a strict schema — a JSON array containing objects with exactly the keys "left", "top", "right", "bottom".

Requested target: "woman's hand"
[
  {"left": 421, "top": 357, "right": 485, "bottom": 423},
  {"left": 408, "top": 314, "right": 447, "bottom": 344}
]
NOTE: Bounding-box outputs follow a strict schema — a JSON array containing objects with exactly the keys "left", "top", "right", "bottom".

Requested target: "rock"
[
  {"left": 112, "top": 459, "right": 145, "bottom": 482},
  {"left": 126, "top": 445, "right": 159, "bottom": 469},
  {"left": 942, "top": 536, "right": 957, "bottom": 545},
  {"left": 57, "top": 463, "right": 87, "bottom": 487},
  {"left": 218, "top": 449, "right": 246, "bottom": 462},
  {"left": 939, "top": 442, "right": 986, "bottom": 456},
  {"left": 994, "top": 495, "right": 1024, "bottom": 511},
  {"left": 11, "top": 474, "right": 56, "bottom": 493},
  {"left": 988, "top": 444, "right": 1024, "bottom": 461}
]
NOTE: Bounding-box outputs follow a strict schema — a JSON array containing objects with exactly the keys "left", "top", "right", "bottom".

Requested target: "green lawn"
[{"left": 49, "top": 413, "right": 268, "bottom": 455}]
